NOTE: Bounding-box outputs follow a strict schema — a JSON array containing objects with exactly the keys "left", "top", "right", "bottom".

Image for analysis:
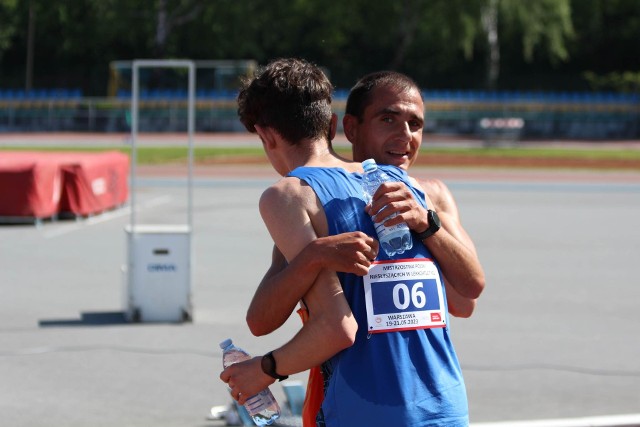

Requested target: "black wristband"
[
  {"left": 261, "top": 351, "right": 289, "bottom": 381},
  {"left": 414, "top": 209, "right": 441, "bottom": 240}
]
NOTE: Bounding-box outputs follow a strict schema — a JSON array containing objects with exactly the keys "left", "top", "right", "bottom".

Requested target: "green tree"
[
  {"left": 1, "top": 0, "right": 637, "bottom": 95},
  {"left": 457, "top": 0, "right": 575, "bottom": 89},
  {"left": 153, "top": 0, "right": 203, "bottom": 56},
  {"left": 0, "top": 0, "right": 19, "bottom": 60},
  {"left": 571, "top": 0, "right": 640, "bottom": 91}
]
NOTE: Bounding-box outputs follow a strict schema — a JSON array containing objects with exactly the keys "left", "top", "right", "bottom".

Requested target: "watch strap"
[
  {"left": 261, "top": 351, "right": 289, "bottom": 381},
  {"left": 415, "top": 209, "right": 441, "bottom": 240}
]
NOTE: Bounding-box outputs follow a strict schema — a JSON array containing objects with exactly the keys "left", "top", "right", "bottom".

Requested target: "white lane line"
[
  {"left": 42, "top": 196, "right": 172, "bottom": 239},
  {"left": 472, "top": 413, "right": 640, "bottom": 427}
]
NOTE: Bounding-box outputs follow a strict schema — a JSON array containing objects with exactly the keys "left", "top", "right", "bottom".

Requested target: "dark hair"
[
  {"left": 345, "top": 71, "right": 422, "bottom": 120},
  {"left": 237, "top": 58, "right": 333, "bottom": 144}
]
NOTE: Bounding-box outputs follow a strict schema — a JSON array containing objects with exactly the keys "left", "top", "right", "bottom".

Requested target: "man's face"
[{"left": 346, "top": 86, "right": 424, "bottom": 170}]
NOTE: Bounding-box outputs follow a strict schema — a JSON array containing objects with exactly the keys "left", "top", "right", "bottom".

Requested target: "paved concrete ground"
[{"left": 1, "top": 135, "right": 640, "bottom": 426}]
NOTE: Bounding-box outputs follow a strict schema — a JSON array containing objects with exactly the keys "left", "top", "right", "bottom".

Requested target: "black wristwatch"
[
  {"left": 261, "top": 351, "right": 289, "bottom": 381},
  {"left": 415, "top": 209, "right": 441, "bottom": 240}
]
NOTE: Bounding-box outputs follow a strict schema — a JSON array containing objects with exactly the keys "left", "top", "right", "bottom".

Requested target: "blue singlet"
[{"left": 288, "top": 165, "right": 469, "bottom": 427}]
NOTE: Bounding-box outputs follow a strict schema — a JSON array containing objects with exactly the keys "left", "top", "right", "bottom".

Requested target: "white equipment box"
[{"left": 125, "top": 225, "right": 192, "bottom": 322}]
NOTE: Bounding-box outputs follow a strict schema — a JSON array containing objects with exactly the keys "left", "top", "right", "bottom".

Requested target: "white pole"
[
  {"left": 187, "top": 62, "right": 195, "bottom": 232},
  {"left": 130, "top": 62, "right": 139, "bottom": 230}
]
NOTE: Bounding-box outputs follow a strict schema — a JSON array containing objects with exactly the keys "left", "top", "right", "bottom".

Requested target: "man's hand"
[
  {"left": 220, "top": 357, "right": 275, "bottom": 405},
  {"left": 247, "top": 232, "right": 377, "bottom": 337},
  {"left": 366, "top": 179, "right": 485, "bottom": 300},
  {"left": 311, "top": 231, "right": 379, "bottom": 275},
  {"left": 365, "top": 182, "right": 429, "bottom": 233}
]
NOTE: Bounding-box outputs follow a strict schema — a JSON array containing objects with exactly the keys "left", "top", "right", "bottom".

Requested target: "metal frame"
[
  {"left": 130, "top": 59, "right": 195, "bottom": 229},
  {"left": 126, "top": 59, "right": 195, "bottom": 322}
]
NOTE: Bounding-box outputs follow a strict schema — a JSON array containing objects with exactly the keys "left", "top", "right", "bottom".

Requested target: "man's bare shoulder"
[
  {"left": 419, "top": 177, "right": 448, "bottom": 195},
  {"left": 258, "top": 176, "right": 320, "bottom": 226},
  {"left": 258, "top": 176, "right": 323, "bottom": 261},
  {"left": 260, "top": 177, "right": 313, "bottom": 206},
  {"left": 411, "top": 176, "right": 457, "bottom": 212}
]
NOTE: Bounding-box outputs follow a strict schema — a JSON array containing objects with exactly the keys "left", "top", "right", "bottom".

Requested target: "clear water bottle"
[
  {"left": 361, "top": 159, "right": 413, "bottom": 257},
  {"left": 219, "top": 338, "right": 281, "bottom": 426}
]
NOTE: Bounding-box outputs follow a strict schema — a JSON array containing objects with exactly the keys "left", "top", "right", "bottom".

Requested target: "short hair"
[
  {"left": 237, "top": 58, "right": 333, "bottom": 144},
  {"left": 345, "top": 71, "right": 422, "bottom": 121}
]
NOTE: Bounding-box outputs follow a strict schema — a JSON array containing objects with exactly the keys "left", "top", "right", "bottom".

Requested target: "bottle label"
[
  {"left": 245, "top": 389, "right": 277, "bottom": 415},
  {"left": 363, "top": 258, "right": 447, "bottom": 333},
  {"left": 373, "top": 218, "right": 405, "bottom": 236}
]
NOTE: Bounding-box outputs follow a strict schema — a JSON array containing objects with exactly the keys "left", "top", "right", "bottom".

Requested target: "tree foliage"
[
  {"left": 0, "top": 0, "right": 637, "bottom": 94},
  {"left": 0, "top": 0, "right": 19, "bottom": 58}
]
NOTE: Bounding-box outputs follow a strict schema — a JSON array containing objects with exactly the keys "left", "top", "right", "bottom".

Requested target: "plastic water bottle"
[
  {"left": 361, "top": 159, "right": 413, "bottom": 257},
  {"left": 220, "top": 339, "right": 281, "bottom": 426}
]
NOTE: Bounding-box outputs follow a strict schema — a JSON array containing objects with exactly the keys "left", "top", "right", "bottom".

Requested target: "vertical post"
[
  {"left": 187, "top": 62, "right": 195, "bottom": 231},
  {"left": 25, "top": 1, "right": 35, "bottom": 92},
  {"left": 130, "top": 62, "right": 139, "bottom": 231}
]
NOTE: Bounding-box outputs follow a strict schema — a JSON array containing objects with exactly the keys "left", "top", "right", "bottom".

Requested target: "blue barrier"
[
  {"left": 417, "top": 89, "right": 639, "bottom": 105},
  {"left": 115, "top": 88, "right": 239, "bottom": 100},
  {"left": 0, "top": 88, "right": 83, "bottom": 100},
  {"left": 0, "top": 88, "right": 637, "bottom": 137},
  {"left": 2, "top": 87, "right": 637, "bottom": 105}
]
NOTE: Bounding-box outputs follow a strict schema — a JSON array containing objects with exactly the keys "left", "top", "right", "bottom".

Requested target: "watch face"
[{"left": 430, "top": 210, "right": 441, "bottom": 228}]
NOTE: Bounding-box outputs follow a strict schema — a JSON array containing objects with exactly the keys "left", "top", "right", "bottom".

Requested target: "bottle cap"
[
  {"left": 219, "top": 338, "right": 232, "bottom": 349},
  {"left": 362, "top": 158, "right": 377, "bottom": 171}
]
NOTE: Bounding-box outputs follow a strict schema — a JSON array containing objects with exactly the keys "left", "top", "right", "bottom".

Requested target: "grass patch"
[
  {"left": 0, "top": 146, "right": 265, "bottom": 164},
  {"left": 2, "top": 145, "right": 639, "bottom": 164}
]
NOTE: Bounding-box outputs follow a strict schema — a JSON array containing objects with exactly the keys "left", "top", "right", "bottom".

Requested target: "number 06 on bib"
[{"left": 363, "top": 259, "right": 446, "bottom": 333}]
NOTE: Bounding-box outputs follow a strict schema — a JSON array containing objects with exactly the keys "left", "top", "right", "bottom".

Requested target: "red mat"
[{"left": 0, "top": 151, "right": 129, "bottom": 219}]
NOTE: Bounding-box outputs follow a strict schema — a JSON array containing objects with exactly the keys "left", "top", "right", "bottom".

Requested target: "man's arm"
[
  {"left": 426, "top": 178, "right": 479, "bottom": 317},
  {"left": 443, "top": 281, "right": 477, "bottom": 318},
  {"left": 224, "top": 269, "right": 356, "bottom": 404},
  {"left": 221, "top": 178, "right": 358, "bottom": 403},
  {"left": 247, "top": 233, "right": 378, "bottom": 336},
  {"left": 367, "top": 178, "right": 485, "bottom": 300}
]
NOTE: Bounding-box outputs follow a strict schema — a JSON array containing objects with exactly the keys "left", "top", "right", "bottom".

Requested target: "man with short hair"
[
  {"left": 221, "top": 58, "right": 482, "bottom": 426},
  {"left": 343, "top": 70, "right": 485, "bottom": 317}
]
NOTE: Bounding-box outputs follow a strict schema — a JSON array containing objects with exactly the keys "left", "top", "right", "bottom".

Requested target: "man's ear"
[
  {"left": 255, "top": 125, "right": 277, "bottom": 149},
  {"left": 342, "top": 114, "right": 357, "bottom": 145},
  {"left": 329, "top": 113, "right": 338, "bottom": 140}
]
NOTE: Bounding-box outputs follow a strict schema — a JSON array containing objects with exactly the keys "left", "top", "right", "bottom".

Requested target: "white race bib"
[{"left": 363, "top": 258, "right": 446, "bottom": 333}]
